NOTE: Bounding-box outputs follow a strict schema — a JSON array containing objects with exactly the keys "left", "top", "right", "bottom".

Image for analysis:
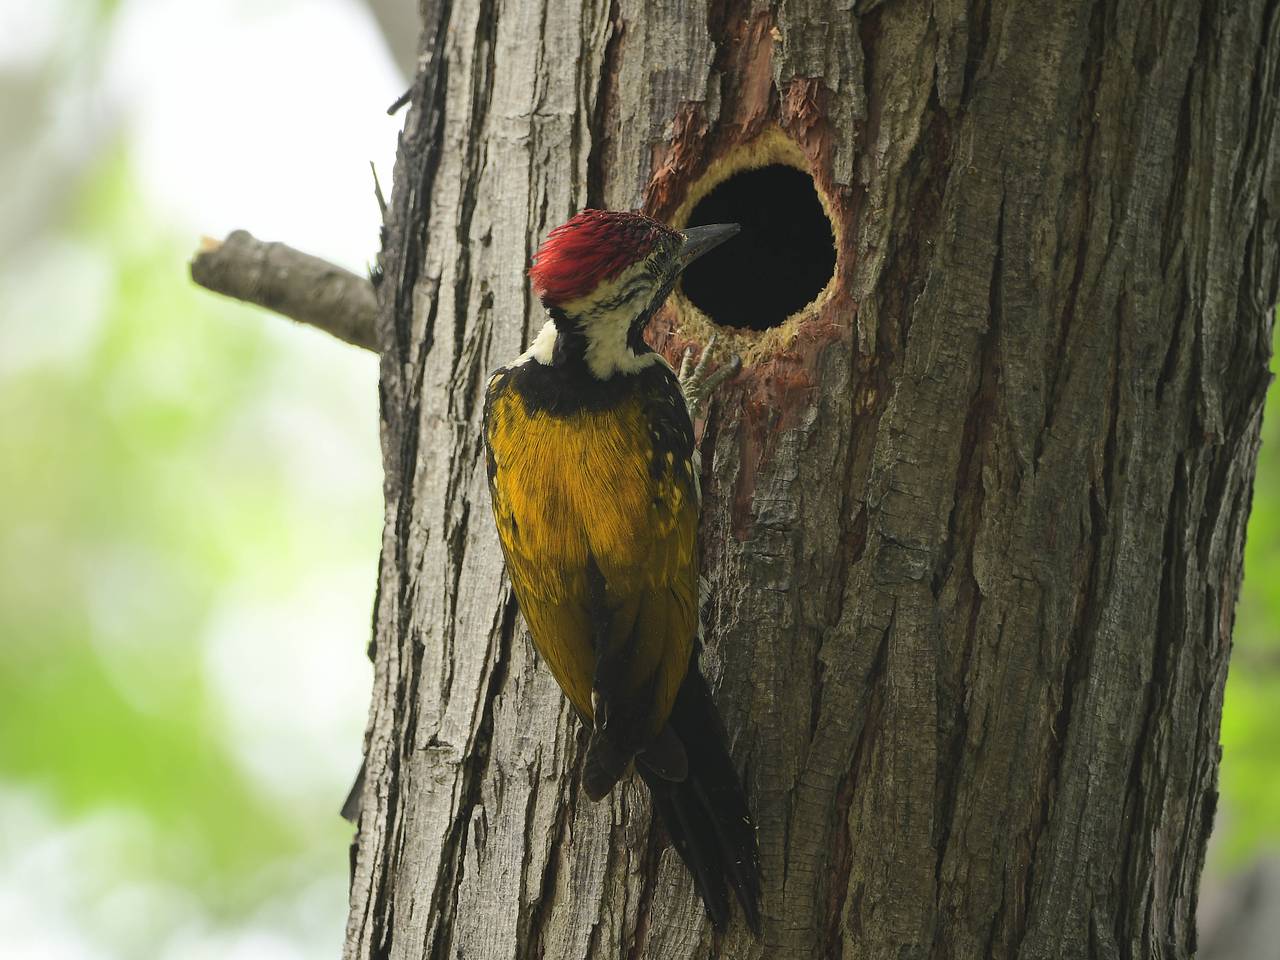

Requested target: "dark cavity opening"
[{"left": 680, "top": 164, "right": 836, "bottom": 331}]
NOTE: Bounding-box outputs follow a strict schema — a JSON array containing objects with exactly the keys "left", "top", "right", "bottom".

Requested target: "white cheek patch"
[{"left": 515, "top": 320, "right": 558, "bottom": 366}]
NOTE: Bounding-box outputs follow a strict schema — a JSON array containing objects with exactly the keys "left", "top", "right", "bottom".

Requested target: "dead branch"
[{"left": 190, "top": 230, "right": 378, "bottom": 353}]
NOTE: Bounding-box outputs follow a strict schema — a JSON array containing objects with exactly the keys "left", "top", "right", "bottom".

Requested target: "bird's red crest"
[{"left": 529, "top": 210, "right": 675, "bottom": 305}]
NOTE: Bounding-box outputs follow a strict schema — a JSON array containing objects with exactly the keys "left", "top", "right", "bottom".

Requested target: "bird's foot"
[{"left": 677, "top": 332, "right": 742, "bottom": 422}]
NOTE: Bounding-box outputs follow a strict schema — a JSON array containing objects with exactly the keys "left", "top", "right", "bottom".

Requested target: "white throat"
[
  {"left": 581, "top": 311, "right": 656, "bottom": 379},
  {"left": 515, "top": 320, "right": 558, "bottom": 365}
]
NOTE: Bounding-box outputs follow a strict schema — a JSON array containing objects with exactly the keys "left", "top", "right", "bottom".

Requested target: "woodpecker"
[{"left": 482, "top": 210, "right": 761, "bottom": 933}]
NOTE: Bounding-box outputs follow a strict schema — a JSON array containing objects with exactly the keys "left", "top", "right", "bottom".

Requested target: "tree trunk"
[{"left": 344, "top": 0, "right": 1280, "bottom": 957}]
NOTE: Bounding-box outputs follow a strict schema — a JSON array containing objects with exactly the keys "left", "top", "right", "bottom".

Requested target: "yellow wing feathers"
[{"left": 484, "top": 371, "right": 698, "bottom": 743}]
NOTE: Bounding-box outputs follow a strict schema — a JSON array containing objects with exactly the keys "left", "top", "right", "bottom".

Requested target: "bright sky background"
[{"left": 108, "top": 0, "right": 403, "bottom": 268}]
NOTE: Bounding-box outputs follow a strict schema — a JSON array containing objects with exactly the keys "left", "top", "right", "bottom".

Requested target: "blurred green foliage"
[
  {"left": 0, "top": 145, "right": 379, "bottom": 952},
  {"left": 3, "top": 150, "right": 286, "bottom": 875},
  {"left": 1219, "top": 344, "right": 1280, "bottom": 862}
]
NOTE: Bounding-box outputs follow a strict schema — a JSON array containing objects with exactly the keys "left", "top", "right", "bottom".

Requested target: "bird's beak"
[{"left": 678, "top": 223, "right": 740, "bottom": 269}]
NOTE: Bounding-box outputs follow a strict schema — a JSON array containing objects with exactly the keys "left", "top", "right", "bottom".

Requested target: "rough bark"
[{"left": 345, "top": 0, "right": 1280, "bottom": 958}]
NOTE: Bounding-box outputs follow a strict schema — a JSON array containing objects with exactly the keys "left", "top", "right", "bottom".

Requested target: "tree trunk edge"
[{"left": 346, "top": 0, "right": 1280, "bottom": 958}]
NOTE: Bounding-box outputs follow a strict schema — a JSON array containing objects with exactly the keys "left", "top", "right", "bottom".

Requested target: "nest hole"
[{"left": 680, "top": 164, "right": 836, "bottom": 331}]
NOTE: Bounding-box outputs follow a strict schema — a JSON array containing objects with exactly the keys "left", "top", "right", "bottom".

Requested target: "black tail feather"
[{"left": 639, "top": 666, "right": 762, "bottom": 935}]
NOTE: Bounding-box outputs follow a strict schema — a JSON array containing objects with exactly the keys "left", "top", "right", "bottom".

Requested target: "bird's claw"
[{"left": 679, "top": 332, "right": 742, "bottom": 422}]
